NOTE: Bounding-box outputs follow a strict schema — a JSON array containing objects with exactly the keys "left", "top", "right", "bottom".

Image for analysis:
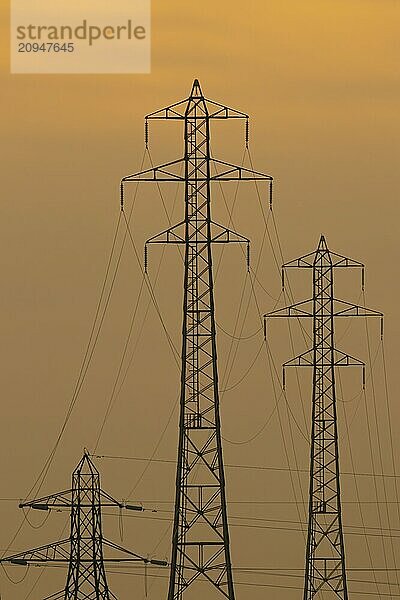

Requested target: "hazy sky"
[{"left": 1, "top": 1, "right": 399, "bottom": 598}]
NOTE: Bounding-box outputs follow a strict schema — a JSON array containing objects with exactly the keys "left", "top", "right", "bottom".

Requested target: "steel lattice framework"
[
  {"left": 1, "top": 452, "right": 166, "bottom": 599},
  {"left": 123, "top": 79, "right": 272, "bottom": 600},
  {"left": 265, "top": 235, "right": 382, "bottom": 599}
]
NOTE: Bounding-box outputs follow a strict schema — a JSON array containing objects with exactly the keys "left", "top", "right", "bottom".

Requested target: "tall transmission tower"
[
  {"left": 265, "top": 235, "right": 382, "bottom": 599},
  {"left": 1, "top": 451, "right": 166, "bottom": 599},
  {"left": 122, "top": 79, "right": 272, "bottom": 599}
]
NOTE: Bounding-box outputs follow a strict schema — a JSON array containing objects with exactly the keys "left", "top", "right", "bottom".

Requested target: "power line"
[{"left": 92, "top": 453, "right": 400, "bottom": 480}]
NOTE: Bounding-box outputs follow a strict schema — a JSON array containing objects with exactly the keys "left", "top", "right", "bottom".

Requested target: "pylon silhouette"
[
  {"left": 1, "top": 451, "right": 167, "bottom": 599},
  {"left": 122, "top": 79, "right": 272, "bottom": 600},
  {"left": 265, "top": 235, "right": 382, "bottom": 599}
]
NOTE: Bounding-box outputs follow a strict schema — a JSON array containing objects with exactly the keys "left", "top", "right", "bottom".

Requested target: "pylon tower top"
[
  {"left": 142, "top": 78, "right": 250, "bottom": 122},
  {"left": 75, "top": 449, "right": 98, "bottom": 474}
]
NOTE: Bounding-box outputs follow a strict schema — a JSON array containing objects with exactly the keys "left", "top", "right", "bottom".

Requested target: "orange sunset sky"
[{"left": 1, "top": 1, "right": 400, "bottom": 599}]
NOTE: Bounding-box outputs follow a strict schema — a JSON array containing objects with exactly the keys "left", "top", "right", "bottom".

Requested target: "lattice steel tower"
[
  {"left": 265, "top": 235, "right": 382, "bottom": 599},
  {"left": 122, "top": 80, "right": 272, "bottom": 599},
  {"left": 1, "top": 452, "right": 165, "bottom": 599}
]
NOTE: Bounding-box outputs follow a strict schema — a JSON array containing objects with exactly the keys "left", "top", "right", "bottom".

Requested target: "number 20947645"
[{"left": 18, "top": 42, "right": 75, "bottom": 52}]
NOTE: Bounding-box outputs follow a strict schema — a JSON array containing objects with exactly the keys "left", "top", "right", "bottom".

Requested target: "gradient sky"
[{"left": 1, "top": 1, "right": 399, "bottom": 598}]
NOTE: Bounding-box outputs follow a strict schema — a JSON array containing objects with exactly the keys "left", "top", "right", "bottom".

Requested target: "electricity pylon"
[
  {"left": 122, "top": 80, "right": 272, "bottom": 599},
  {"left": 265, "top": 235, "right": 382, "bottom": 599},
  {"left": 1, "top": 451, "right": 166, "bottom": 599}
]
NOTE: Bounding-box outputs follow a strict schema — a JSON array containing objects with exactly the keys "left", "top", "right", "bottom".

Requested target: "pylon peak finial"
[
  {"left": 317, "top": 234, "right": 328, "bottom": 251},
  {"left": 190, "top": 78, "right": 203, "bottom": 98},
  {"left": 75, "top": 451, "right": 99, "bottom": 476}
]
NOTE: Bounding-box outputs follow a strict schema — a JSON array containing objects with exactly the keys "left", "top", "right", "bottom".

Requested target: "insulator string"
[
  {"left": 145, "top": 118, "right": 149, "bottom": 149},
  {"left": 269, "top": 181, "right": 273, "bottom": 210}
]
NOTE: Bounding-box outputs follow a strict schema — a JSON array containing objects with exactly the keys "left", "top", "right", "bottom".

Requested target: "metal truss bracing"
[
  {"left": 123, "top": 80, "right": 272, "bottom": 600},
  {"left": 65, "top": 454, "right": 110, "bottom": 599},
  {"left": 1, "top": 452, "right": 164, "bottom": 599},
  {"left": 265, "top": 235, "right": 382, "bottom": 600}
]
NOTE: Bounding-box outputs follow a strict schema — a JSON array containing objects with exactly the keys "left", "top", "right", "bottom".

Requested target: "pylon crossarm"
[
  {"left": 19, "top": 488, "right": 123, "bottom": 511},
  {"left": 265, "top": 297, "right": 382, "bottom": 324},
  {"left": 284, "top": 349, "right": 314, "bottom": 368},
  {"left": 283, "top": 235, "right": 365, "bottom": 272},
  {"left": 99, "top": 489, "right": 124, "bottom": 508},
  {"left": 145, "top": 90, "right": 248, "bottom": 121},
  {"left": 284, "top": 350, "right": 365, "bottom": 369},
  {"left": 209, "top": 158, "right": 272, "bottom": 181},
  {"left": 333, "top": 299, "right": 383, "bottom": 318},
  {"left": 146, "top": 99, "right": 191, "bottom": 120},
  {"left": 265, "top": 299, "right": 313, "bottom": 320},
  {"left": 210, "top": 222, "right": 249, "bottom": 244},
  {"left": 123, "top": 158, "right": 185, "bottom": 182},
  {"left": 1, "top": 539, "right": 71, "bottom": 564},
  {"left": 102, "top": 539, "right": 168, "bottom": 566},
  {"left": 327, "top": 251, "right": 364, "bottom": 269},
  {"left": 281, "top": 350, "right": 314, "bottom": 389},
  {"left": 283, "top": 253, "right": 315, "bottom": 269},
  {"left": 333, "top": 349, "right": 365, "bottom": 367},
  {"left": 123, "top": 158, "right": 271, "bottom": 183},
  {"left": 103, "top": 538, "right": 145, "bottom": 561},
  {"left": 146, "top": 102, "right": 248, "bottom": 121},
  {"left": 334, "top": 349, "right": 366, "bottom": 387},
  {"left": 19, "top": 489, "right": 73, "bottom": 510},
  {"left": 281, "top": 349, "right": 365, "bottom": 387},
  {"left": 146, "top": 221, "right": 186, "bottom": 245},
  {"left": 145, "top": 221, "right": 250, "bottom": 274},
  {"left": 205, "top": 99, "right": 248, "bottom": 120},
  {"left": 146, "top": 221, "right": 249, "bottom": 246}
]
